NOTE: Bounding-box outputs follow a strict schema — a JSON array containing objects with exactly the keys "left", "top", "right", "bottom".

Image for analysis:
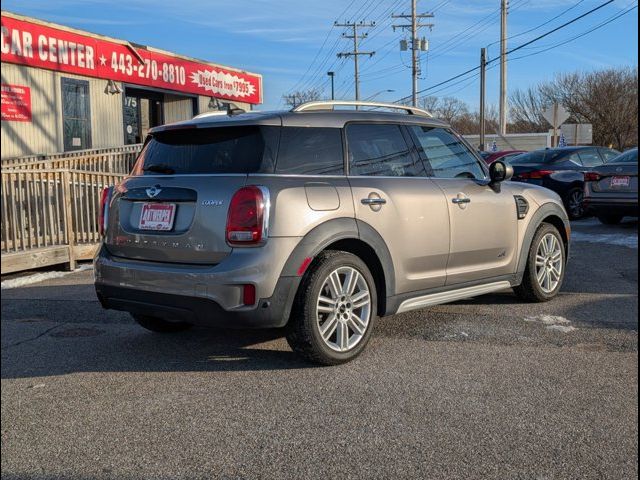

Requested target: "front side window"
[
  {"left": 346, "top": 123, "right": 426, "bottom": 177},
  {"left": 61, "top": 78, "right": 91, "bottom": 151},
  {"left": 410, "top": 126, "right": 485, "bottom": 180},
  {"left": 275, "top": 127, "right": 344, "bottom": 175}
]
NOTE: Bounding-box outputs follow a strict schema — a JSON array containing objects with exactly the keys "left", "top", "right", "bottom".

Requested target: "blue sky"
[{"left": 3, "top": 0, "right": 638, "bottom": 110}]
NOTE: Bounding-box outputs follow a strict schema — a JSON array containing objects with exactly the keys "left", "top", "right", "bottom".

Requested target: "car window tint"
[
  {"left": 275, "top": 127, "right": 344, "bottom": 175},
  {"left": 578, "top": 150, "right": 604, "bottom": 167},
  {"left": 133, "top": 126, "right": 277, "bottom": 175},
  {"left": 510, "top": 150, "right": 564, "bottom": 164},
  {"left": 409, "top": 126, "right": 485, "bottom": 180},
  {"left": 346, "top": 124, "right": 426, "bottom": 177}
]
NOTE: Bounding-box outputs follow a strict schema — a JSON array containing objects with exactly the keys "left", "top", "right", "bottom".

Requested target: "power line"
[
  {"left": 336, "top": 20, "right": 376, "bottom": 101},
  {"left": 509, "top": 3, "right": 637, "bottom": 61},
  {"left": 487, "top": 0, "right": 585, "bottom": 48},
  {"left": 394, "top": 0, "right": 619, "bottom": 103}
]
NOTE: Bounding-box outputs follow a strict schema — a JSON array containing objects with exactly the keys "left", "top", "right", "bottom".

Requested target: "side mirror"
[{"left": 489, "top": 160, "right": 514, "bottom": 184}]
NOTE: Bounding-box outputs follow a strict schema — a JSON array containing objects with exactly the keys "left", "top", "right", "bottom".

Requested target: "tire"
[
  {"left": 565, "top": 187, "right": 585, "bottom": 220},
  {"left": 597, "top": 214, "right": 623, "bottom": 225},
  {"left": 132, "top": 314, "right": 192, "bottom": 333},
  {"left": 286, "top": 250, "right": 377, "bottom": 366},
  {"left": 513, "top": 223, "right": 566, "bottom": 302}
]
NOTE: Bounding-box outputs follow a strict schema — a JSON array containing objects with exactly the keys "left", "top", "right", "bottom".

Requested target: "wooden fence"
[
  {"left": 1, "top": 169, "right": 126, "bottom": 274},
  {"left": 1, "top": 144, "right": 143, "bottom": 169},
  {"left": 1, "top": 144, "right": 142, "bottom": 174}
]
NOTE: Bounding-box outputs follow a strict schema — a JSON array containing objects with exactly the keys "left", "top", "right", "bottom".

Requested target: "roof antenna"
[{"left": 226, "top": 102, "right": 246, "bottom": 116}]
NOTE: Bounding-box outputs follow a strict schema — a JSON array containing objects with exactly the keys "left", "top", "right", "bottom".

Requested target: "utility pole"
[
  {"left": 336, "top": 21, "right": 375, "bottom": 101},
  {"left": 499, "top": 0, "right": 508, "bottom": 134},
  {"left": 392, "top": 0, "right": 434, "bottom": 106},
  {"left": 327, "top": 71, "right": 335, "bottom": 100},
  {"left": 479, "top": 48, "right": 487, "bottom": 152}
]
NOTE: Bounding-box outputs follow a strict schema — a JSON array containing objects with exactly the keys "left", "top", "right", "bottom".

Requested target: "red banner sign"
[
  {"left": 1, "top": 83, "right": 31, "bottom": 122},
  {"left": 0, "top": 15, "right": 262, "bottom": 104}
]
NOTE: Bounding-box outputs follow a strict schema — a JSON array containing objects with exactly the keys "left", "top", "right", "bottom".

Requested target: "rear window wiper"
[{"left": 143, "top": 164, "right": 175, "bottom": 174}]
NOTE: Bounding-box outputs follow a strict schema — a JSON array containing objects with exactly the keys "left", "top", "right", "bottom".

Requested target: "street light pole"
[
  {"left": 327, "top": 71, "right": 335, "bottom": 100},
  {"left": 363, "top": 89, "right": 395, "bottom": 101}
]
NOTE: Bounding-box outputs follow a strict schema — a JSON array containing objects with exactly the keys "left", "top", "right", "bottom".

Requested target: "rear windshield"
[
  {"left": 612, "top": 149, "right": 638, "bottom": 164},
  {"left": 132, "top": 126, "right": 278, "bottom": 175},
  {"left": 509, "top": 150, "right": 566, "bottom": 164}
]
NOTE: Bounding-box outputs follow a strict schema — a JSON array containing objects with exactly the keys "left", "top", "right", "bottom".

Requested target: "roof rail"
[{"left": 291, "top": 100, "right": 432, "bottom": 117}]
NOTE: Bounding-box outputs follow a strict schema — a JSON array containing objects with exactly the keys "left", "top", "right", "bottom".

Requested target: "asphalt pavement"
[{"left": 1, "top": 217, "right": 638, "bottom": 480}]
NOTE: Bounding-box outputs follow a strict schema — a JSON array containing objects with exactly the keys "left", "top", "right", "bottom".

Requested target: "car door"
[
  {"left": 407, "top": 125, "right": 518, "bottom": 286},
  {"left": 345, "top": 123, "right": 450, "bottom": 294}
]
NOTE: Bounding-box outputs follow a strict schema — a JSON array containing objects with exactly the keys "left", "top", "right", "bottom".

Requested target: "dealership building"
[{"left": 0, "top": 11, "right": 263, "bottom": 159}]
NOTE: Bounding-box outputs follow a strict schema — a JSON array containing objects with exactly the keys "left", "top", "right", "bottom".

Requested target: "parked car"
[
  {"left": 584, "top": 147, "right": 638, "bottom": 224},
  {"left": 509, "top": 146, "right": 620, "bottom": 219},
  {"left": 480, "top": 150, "right": 526, "bottom": 165},
  {"left": 94, "top": 100, "right": 570, "bottom": 365}
]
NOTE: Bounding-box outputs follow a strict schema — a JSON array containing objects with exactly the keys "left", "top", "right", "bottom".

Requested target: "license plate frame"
[
  {"left": 611, "top": 176, "right": 630, "bottom": 188},
  {"left": 138, "top": 203, "right": 177, "bottom": 231}
]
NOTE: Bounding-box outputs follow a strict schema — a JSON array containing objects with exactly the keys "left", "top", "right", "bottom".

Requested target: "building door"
[
  {"left": 123, "top": 88, "right": 164, "bottom": 144},
  {"left": 61, "top": 78, "right": 92, "bottom": 151}
]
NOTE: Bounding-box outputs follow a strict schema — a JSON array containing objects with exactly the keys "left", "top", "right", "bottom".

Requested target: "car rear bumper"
[
  {"left": 583, "top": 196, "right": 638, "bottom": 216},
  {"left": 95, "top": 280, "right": 298, "bottom": 328},
  {"left": 94, "top": 243, "right": 301, "bottom": 328}
]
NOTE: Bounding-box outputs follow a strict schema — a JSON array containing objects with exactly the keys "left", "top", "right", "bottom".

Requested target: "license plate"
[
  {"left": 139, "top": 203, "right": 176, "bottom": 231},
  {"left": 611, "top": 176, "right": 630, "bottom": 187}
]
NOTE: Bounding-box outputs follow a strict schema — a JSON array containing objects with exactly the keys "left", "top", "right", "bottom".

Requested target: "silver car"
[{"left": 94, "top": 101, "right": 570, "bottom": 365}]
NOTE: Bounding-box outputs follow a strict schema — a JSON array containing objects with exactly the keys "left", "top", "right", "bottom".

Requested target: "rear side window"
[
  {"left": 578, "top": 149, "right": 604, "bottom": 167},
  {"left": 275, "top": 127, "right": 344, "bottom": 175},
  {"left": 133, "top": 126, "right": 278, "bottom": 175},
  {"left": 600, "top": 148, "right": 621, "bottom": 162},
  {"left": 346, "top": 124, "right": 426, "bottom": 177},
  {"left": 409, "top": 126, "right": 485, "bottom": 180}
]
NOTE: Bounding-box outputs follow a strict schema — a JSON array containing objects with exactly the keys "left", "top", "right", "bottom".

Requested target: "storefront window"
[{"left": 61, "top": 78, "right": 92, "bottom": 151}]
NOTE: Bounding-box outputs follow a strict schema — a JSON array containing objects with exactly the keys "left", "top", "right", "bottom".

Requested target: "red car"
[{"left": 479, "top": 150, "right": 526, "bottom": 165}]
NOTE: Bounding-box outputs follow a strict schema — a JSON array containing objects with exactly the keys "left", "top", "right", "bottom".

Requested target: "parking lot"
[{"left": 1, "top": 218, "right": 637, "bottom": 479}]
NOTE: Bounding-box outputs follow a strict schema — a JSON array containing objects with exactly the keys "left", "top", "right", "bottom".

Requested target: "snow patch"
[
  {"left": 524, "top": 314, "right": 577, "bottom": 332},
  {"left": 571, "top": 231, "right": 638, "bottom": 249},
  {"left": 1, "top": 265, "right": 92, "bottom": 290},
  {"left": 524, "top": 314, "right": 570, "bottom": 325},
  {"left": 546, "top": 324, "right": 577, "bottom": 333}
]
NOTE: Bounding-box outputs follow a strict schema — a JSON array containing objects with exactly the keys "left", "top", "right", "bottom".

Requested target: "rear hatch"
[
  {"left": 105, "top": 120, "right": 280, "bottom": 264},
  {"left": 590, "top": 161, "right": 638, "bottom": 194}
]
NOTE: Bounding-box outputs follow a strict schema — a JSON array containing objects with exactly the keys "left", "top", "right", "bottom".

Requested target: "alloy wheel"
[
  {"left": 568, "top": 189, "right": 584, "bottom": 218},
  {"left": 316, "top": 266, "right": 371, "bottom": 352},
  {"left": 535, "top": 233, "right": 563, "bottom": 293}
]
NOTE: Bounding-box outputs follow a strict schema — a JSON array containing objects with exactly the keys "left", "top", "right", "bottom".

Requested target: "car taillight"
[
  {"left": 226, "top": 186, "right": 269, "bottom": 246},
  {"left": 584, "top": 172, "right": 601, "bottom": 182},
  {"left": 519, "top": 169, "right": 555, "bottom": 179},
  {"left": 99, "top": 187, "right": 112, "bottom": 236}
]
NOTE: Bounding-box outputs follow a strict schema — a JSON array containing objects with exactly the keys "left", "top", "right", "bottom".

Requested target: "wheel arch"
[
  {"left": 516, "top": 202, "right": 571, "bottom": 282},
  {"left": 279, "top": 217, "right": 395, "bottom": 317}
]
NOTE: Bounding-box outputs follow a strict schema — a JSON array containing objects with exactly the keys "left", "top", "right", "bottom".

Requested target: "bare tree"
[
  {"left": 421, "top": 96, "right": 469, "bottom": 124},
  {"left": 509, "top": 67, "right": 638, "bottom": 149},
  {"left": 282, "top": 88, "right": 323, "bottom": 108}
]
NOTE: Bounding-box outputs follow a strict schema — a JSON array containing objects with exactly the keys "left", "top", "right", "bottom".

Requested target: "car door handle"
[
  {"left": 452, "top": 197, "right": 471, "bottom": 204},
  {"left": 361, "top": 198, "right": 387, "bottom": 205}
]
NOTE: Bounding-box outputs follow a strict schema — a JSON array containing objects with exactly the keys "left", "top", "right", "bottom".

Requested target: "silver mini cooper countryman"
[{"left": 95, "top": 101, "right": 570, "bottom": 365}]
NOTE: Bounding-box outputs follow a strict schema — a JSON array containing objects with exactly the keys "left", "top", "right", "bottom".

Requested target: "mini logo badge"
[
  {"left": 146, "top": 186, "right": 161, "bottom": 198},
  {"left": 616, "top": 167, "right": 623, "bottom": 172}
]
